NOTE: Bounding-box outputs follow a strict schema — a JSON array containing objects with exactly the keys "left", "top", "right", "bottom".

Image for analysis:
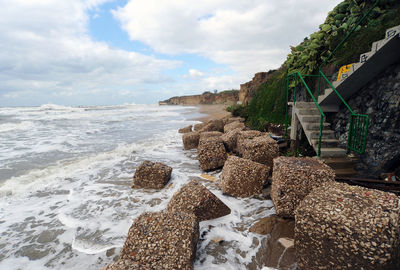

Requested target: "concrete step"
[
  {"left": 311, "top": 138, "right": 339, "bottom": 148},
  {"left": 321, "top": 156, "right": 359, "bottom": 170},
  {"left": 304, "top": 122, "right": 330, "bottom": 131},
  {"left": 334, "top": 168, "right": 357, "bottom": 177},
  {"left": 359, "top": 51, "right": 374, "bottom": 64},
  {"left": 306, "top": 130, "right": 335, "bottom": 140},
  {"left": 320, "top": 147, "right": 347, "bottom": 157},
  {"left": 294, "top": 102, "right": 315, "bottom": 109},
  {"left": 299, "top": 115, "right": 323, "bottom": 123},
  {"left": 298, "top": 108, "right": 321, "bottom": 115},
  {"left": 385, "top": 25, "right": 400, "bottom": 41}
]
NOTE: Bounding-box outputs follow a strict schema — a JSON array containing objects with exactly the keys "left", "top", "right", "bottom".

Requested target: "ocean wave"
[
  {"left": 39, "top": 104, "right": 85, "bottom": 112},
  {"left": 0, "top": 121, "right": 34, "bottom": 132}
]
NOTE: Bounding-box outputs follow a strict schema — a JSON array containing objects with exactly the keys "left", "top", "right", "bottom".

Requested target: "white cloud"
[
  {"left": 0, "top": 0, "right": 180, "bottom": 106},
  {"left": 114, "top": 0, "right": 342, "bottom": 84},
  {"left": 188, "top": 69, "right": 204, "bottom": 79}
]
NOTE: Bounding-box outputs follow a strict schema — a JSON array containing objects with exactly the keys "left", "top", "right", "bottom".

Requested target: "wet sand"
[{"left": 193, "top": 104, "right": 231, "bottom": 122}]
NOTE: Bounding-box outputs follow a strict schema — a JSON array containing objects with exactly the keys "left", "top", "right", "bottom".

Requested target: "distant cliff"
[
  {"left": 159, "top": 90, "right": 239, "bottom": 105},
  {"left": 238, "top": 71, "right": 276, "bottom": 105}
]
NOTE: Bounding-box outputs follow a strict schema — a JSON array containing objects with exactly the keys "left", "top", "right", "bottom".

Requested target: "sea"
[{"left": 0, "top": 104, "right": 278, "bottom": 270}]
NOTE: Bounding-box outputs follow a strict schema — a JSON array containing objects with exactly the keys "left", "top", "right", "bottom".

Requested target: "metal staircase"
[{"left": 286, "top": 20, "right": 400, "bottom": 158}]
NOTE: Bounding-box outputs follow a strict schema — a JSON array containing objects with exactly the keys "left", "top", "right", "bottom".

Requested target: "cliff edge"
[{"left": 159, "top": 90, "right": 239, "bottom": 106}]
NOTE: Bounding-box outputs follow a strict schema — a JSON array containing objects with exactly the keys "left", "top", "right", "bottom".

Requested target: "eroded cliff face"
[
  {"left": 159, "top": 91, "right": 238, "bottom": 105},
  {"left": 239, "top": 72, "right": 275, "bottom": 105}
]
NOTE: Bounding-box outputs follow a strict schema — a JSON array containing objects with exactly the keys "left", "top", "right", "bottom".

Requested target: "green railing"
[
  {"left": 319, "top": 71, "right": 369, "bottom": 154},
  {"left": 286, "top": 71, "right": 325, "bottom": 157},
  {"left": 315, "top": 0, "right": 379, "bottom": 154},
  {"left": 285, "top": 0, "right": 380, "bottom": 155}
]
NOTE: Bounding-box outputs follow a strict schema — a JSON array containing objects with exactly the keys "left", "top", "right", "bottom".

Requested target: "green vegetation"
[
  {"left": 220, "top": 89, "right": 239, "bottom": 94},
  {"left": 242, "top": 0, "right": 400, "bottom": 131},
  {"left": 247, "top": 70, "right": 287, "bottom": 130},
  {"left": 226, "top": 104, "right": 248, "bottom": 118}
]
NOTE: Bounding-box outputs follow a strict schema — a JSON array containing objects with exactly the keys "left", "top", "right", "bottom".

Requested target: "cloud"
[
  {"left": 114, "top": 0, "right": 342, "bottom": 83},
  {"left": 188, "top": 69, "right": 204, "bottom": 79},
  {"left": 0, "top": 0, "right": 180, "bottom": 106}
]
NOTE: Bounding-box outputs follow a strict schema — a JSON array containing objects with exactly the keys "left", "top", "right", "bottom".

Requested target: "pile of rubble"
[{"left": 102, "top": 114, "right": 400, "bottom": 270}]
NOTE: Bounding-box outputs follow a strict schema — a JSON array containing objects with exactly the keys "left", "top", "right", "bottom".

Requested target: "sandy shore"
[{"left": 192, "top": 104, "right": 231, "bottom": 122}]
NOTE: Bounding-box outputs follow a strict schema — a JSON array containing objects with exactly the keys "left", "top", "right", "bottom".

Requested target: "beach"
[{"left": 0, "top": 104, "right": 278, "bottom": 270}]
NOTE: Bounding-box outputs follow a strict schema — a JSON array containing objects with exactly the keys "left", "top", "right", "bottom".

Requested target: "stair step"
[
  {"left": 385, "top": 25, "right": 400, "bottom": 41},
  {"left": 294, "top": 102, "right": 315, "bottom": 109},
  {"left": 306, "top": 130, "right": 335, "bottom": 139},
  {"left": 298, "top": 108, "right": 321, "bottom": 115},
  {"left": 311, "top": 138, "right": 339, "bottom": 148},
  {"left": 300, "top": 115, "right": 323, "bottom": 122},
  {"left": 320, "top": 147, "right": 347, "bottom": 157},
  {"left": 321, "top": 156, "right": 358, "bottom": 170},
  {"left": 304, "top": 122, "right": 330, "bottom": 131},
  {"left": 359, "top": 51, "right": 374, "bottom": 64},
  {"left": 334, "top": 168, "right": 357, "bottom": 177}
]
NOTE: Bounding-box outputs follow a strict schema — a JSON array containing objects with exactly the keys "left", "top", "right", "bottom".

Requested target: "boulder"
[
  {"left": 271, "top": 157, "right": 334, "bottom": 218},
  {"left": 249, "top": 215, "right": 294, "bottom": 237},
  {"left": 221, "top": 128, "right": 242, "bottom": 152},
  {"left": 132, "top": 161, "right": 172, "bottom": 189},
  {"left": 219, "top": 156, "right": 270, "bottom": 197},
  {"left": 223, "top": 121, "right": 245, "bottom": 133},
  {"left": 199, "top": 131, "right": 223, "bottom": 143},
  {"left": 241, "top": 136, "right": 279, "bottom": 167},
  {"left": 249, "top": 215, "right": 296, "bottom": 270},
  {"left": 193, "top": 122, "right": 206, "bottom": 131},
  {"left": 118, "top": 211, "right": 199, "bottom": 270},
  {"left": 199, "top": 119, "right": 224, "bottom": 132},
  {"left": 295, "top": 181, "right": 400, "bottom": 270},
  {"left": 197, "top": 137, "right": 227, "bottom": 171},
  {"left": 182, "top": 132, "right": 200, "bottom": 150},
  {"left": 236, "top": 130, "right": 263, "bottom": 155},
  {"left": 178, "top": 125, "right": 192, "bottom": 133},
  {"left": 222, "top": 116, "right": 244, "bottom": 125},
  {"left": 166, "top": 180, "right": 231, "bottom": 221},
  {"left": 100, "top": 260, "right": 139, "bottom": 270}
]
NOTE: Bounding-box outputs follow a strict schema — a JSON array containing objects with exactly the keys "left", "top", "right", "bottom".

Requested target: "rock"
[
  {"left": 222, "top": 117, "right": 245, "bottom": 125},
  {"left": 295, "top": 181, "right": 400, "bottom": 270},
  {"left": 199, "top": 131, "right": 223, "bottom": 143},
  {"left": 100, "top": 259, "right": 140, "bottom": 270},
  {"left": 278, "top": 238, "right": 294, "bottom": 249},
  {"left": 221, "top": 128, "right": 242, "bottom": 152},
  {"left": 182, "top": 132, "right": 200, "bottom": 150},
  {"left": 236, "top": 130, "right": 263, "bottom": 155},
  {"left": 193, "top": 123, "right": 206, "bottom": 131},
  {"left": 249, "top": 215, "right": 294, "bottom": 237},
  {"left": 199, "top": 119, "right": 224, "bottom": 132},
  {"left": 197, "top": 137, "right": 227, "bottom": 171},
  {"left": 132, "top": 161, "right": 172, "bottom": 189},
  {"left": 114, "top": 211, "right": 199, "bottom": 270},
  {"left": 178, "top": 125, "right": 192, "bottom": 133},
  {"left": 248, "top": 215, "right": 296, "bottom": 270},
  {"left": 223, "top": 121, "right": 245, "bottom": 133},
  {"left": 219, "top": 156, "right": 270, "bottom": 197},
  {"left": 242, "top": 135, "right": 279, "bottom": 167},
  {"left": 271, "top": 157, "right": 335, "bottom": 218},
  {"left": 166, "top": 180, "right": 231, "bottom": 221}
]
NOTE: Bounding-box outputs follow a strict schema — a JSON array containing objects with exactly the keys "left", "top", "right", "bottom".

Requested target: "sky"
[{"left": 0, "top": 0, "right": 342, "bottom": 106}]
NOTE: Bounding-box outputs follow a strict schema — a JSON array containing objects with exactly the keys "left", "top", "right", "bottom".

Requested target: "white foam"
[{"left": 0, "top": 121, "right": 34, "bottom": 132}]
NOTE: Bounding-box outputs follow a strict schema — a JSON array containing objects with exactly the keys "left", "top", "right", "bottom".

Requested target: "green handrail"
[
  {"left": 286, "top": 71, "right": 325, "bottom": 156},
  {"left": 319, "top": 70, "right": 369, "bottom": 154}
]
